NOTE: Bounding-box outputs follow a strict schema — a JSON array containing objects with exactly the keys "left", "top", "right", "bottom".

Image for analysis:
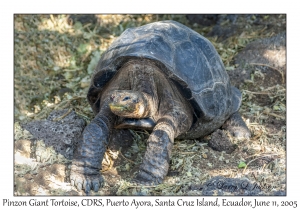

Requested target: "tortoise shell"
[{"left": 87, "top": 20, "right": 241, "bottom": 138}]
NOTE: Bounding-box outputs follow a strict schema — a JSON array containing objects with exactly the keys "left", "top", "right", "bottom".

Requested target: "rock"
[
  {"left": 23, "top": 109, "right": 85, "bottom": 159},
  {"left": 229, "top": 32, "right": 286, "bottom": 88}
]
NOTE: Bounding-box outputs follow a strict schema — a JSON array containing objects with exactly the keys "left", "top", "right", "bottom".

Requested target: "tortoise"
[{"left": 70, "top": 20, "right": 250, "bottom": 193}]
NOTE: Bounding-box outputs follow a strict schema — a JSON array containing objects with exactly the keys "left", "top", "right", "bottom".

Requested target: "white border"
[{"left": 2, "top": 0, "right": 299, "bottom": 209}]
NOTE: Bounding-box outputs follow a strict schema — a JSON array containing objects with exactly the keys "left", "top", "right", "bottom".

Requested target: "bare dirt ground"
[{"left": 14, "top": 14, "right": 286, "bottom": 196}]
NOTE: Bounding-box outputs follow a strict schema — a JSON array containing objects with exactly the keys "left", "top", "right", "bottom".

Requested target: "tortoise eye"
[{"left": 122, "top": 96, "right": 131, "bottom": 101}]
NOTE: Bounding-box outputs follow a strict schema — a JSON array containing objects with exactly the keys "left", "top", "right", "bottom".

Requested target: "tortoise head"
[{"left": 109, "top": 90, "right": 149, "bottom": 118}]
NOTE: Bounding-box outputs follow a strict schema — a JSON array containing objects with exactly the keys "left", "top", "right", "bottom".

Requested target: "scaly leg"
[
  {"left": 70, "top": 101, "right": 115, "bottom": 193},
  {"left": 134, "top": 109, "right": 192, "bottom": 185}
]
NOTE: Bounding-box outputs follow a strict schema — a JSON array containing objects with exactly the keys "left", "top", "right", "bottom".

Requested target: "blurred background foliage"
[{"left": 14, "top": 14, "right": 285, "bottom": 123}]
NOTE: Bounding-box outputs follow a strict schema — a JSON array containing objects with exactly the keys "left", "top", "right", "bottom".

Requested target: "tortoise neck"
[
  {"left": 119, "top": 59, "right": 160, "bottom": 117},
  {"left": 121, "top": 58, "right": 158, "bottom": 69},
  {"left": 140, "top": 92, "right": 156, "bottom": 118}
]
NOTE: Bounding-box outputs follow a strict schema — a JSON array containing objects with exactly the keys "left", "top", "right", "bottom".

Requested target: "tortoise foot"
[
  {"left": 132, "top": 169, "right": 162, "bottom": 186},
  {"left": 223, "top": 112, "right": 251, "bottom": 139},
  {"left": 232, "top": 128, "right": 251, "bottom": 139},
  {"left": 70, "top": 165, "right": 104, "bottom": 193}
]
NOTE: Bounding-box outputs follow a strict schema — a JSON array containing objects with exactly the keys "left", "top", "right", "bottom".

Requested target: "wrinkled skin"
[{"left": 70, "top": 59, "right": 251, "bottom": 193}]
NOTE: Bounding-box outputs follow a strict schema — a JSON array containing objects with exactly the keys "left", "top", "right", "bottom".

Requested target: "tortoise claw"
[
  {"left": 77, "top": 183, "right": 82, "bottom": 191},
  {"left": 70, "top": 169, "right": 104, "bottom": 193},
  {"left": 85, "top": 184, "right": 91, "bottom": 193},
  {"left": 70, "top": 179, "right": 75, "bottom": 186},
  {"left": 93, "top": 183, "right": 99, "bottom": 192}
]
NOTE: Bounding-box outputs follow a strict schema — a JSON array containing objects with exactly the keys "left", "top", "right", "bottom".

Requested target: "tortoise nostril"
[{"left": 110, "top": 95, "right": 115, "bottom": 101}]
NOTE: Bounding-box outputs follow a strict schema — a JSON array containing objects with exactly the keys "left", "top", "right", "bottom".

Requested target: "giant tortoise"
[{"left": 70, "top": 20, "right": 250, "bottom": 193}]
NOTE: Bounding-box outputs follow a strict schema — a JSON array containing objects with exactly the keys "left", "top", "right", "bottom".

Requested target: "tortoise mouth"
[
  {"left": 109, "top": 104, "right": 126, "bottom": 111},
  {"left": 109, "top": 103, "right": 133, "bottom": 113}
]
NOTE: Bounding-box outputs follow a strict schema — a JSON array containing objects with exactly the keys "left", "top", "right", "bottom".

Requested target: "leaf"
[
  {"left": 77, "top": 43, "right": 89, "bottom": 54},
  {"left": 125, "top": 163, "right": 130, "bottom": 171},
  {"left": 74, "top": 21, "right": 83, "bottom": 30},
  {"left": 186, "top": 172, "right": 192, "bottom": 177},
  {"left": 238, "top": 161, "right": 247, "bottom": 168},
  {"left": 273, "top": 105, "right": 281, "bottom": 111},
  {"left": 69, "top": 56, "right": 77, "bottom": 68},
  {"left": 173, "top": 159, "right": 183, "bottom": 169},
  {"left": 80, "top": 76, "right": 91, "bottom": 88},
  {"left": 225, "top": 66, "right": 235, "bottom": 71},
  {"left": 53, "top": 66, "right": 60, "bottom": 71},
  {"left": 219, "top": 155, "right": 225, "bottom": 161},
  {"left": 87, "top": 50, "right": 101, "bottom": 74},
  {"left": 130, "top": 141, "right": 140, "bottom": 154},
  {"left": 63, "top": 72, "right": 73, "bottom": 80}
]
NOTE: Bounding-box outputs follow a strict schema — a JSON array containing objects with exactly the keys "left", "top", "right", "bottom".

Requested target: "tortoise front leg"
[
  {"left": 134, "top": 119, "right": 174, "bottom": 185},
  {"left": 134, "top": 110, "right": 192, "bottom": 185},
  {"left": 70, "top": 101, "right": 115, "bottom": 193}
]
